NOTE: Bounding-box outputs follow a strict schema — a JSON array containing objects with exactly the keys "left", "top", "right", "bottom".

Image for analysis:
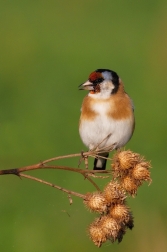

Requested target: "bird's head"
[{"left": 79, "top": 69, "right": 120, "bottom": 96}]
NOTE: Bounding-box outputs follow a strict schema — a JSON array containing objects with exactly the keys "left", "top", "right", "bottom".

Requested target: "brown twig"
[
  {"left": 0, "top": 165, "right": 112, "bottom": 175},
  {"left": 42, "top": 153, "right": 82, "bottom": 164},
  {"left": 19, "top": 173, "right": 86, "bottom": 199},
  {"left": 0, "top": 165, "right": 103, "bottom": 191},
  {"left": 0, "top": 146, "right": 152, "bottom": 248},
  {"left": 0, "top": 148, "right": 113, "bottom": 193}
]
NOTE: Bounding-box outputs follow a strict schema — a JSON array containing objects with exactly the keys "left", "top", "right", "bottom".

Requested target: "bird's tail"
[{"left": 93, "top": 152, "right": 109, "bottom": 170}]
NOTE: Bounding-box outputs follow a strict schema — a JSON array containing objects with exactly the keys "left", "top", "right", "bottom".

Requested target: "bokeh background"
[{"left": 0, "top": 1, "right": 167, "bottom": 251}]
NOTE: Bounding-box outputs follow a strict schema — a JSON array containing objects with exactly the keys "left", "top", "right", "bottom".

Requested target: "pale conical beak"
[{"left": 78, "top": 80, "right": 94, "bottom": 90}]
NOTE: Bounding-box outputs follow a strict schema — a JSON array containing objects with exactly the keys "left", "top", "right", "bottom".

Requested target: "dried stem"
[
  {"left": 19, "top": 173, "right": 86, "bottom": 199},
  {"left": 0, "top": 149, "right": 113, "bottom": 194},
  {"left": 0, "top": 165, "right": 111, "bottom": 176},
  {"left": 0, "top": 147, "right": 152, "bottom": 247},
  {"left": 42, "top": 153, "right": 82, "bottom": 164}
]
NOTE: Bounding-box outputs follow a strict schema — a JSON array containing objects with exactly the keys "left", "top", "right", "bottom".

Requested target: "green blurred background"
[{"left": 0, "top": 1, "right": 167, "bottom": 251}]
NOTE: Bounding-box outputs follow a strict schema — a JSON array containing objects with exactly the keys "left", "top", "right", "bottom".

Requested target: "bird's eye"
[{"left": 90, "top": 78, "right": 104, "bottom": 85}]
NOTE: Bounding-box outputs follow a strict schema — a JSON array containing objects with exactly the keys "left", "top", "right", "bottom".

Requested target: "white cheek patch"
[
  {"left": 88, "top": 80, "right": 115, "bottom": 99},
  {"left": 102, "top": 81, "right": 115, "bottom": 91}
]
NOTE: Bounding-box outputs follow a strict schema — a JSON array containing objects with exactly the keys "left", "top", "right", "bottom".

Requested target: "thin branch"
[
  {"left": 87, "top": 174, "right": 110, "bottom": 179},
  {"left": 0, "top": 165, "right": 112, "bottom": 175},
  {"left": 88, "top": 154, "right": 113, "bottom": 161},
  {"left": 19, "top": 173, "right": 86, "bottom": 199},
  {"left": 42, "top": 153, "right": 82, "bottom": 164},
  {"left": 82, "top": 173, "right": 101, "bottom": 191},
  {"left": 0, "top": 147, "right": 114, "bottom": 192}
]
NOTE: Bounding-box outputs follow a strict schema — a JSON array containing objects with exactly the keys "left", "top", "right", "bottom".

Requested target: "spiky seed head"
[
  {"left": 121, "top": 176, "right": 139, "bottom": 196},
  {"left": 109, "top": 204, "right": 133, "bottom": 227},
  {"left": 100, "top": 215, "right": 121, "bottom": 242},
  {"left": 132, "top": 162, "right": 152, "bottom": 183},
  {"left": 103, "top": 181, "right": 126, "bottom": 205},
  {"left": 89, "top": 218, "right": 107, "bottom": 247},
  {"left": 113, "top": 150, "right": 140, "bottom": 171},
  {"left": 84, "top": 192, "right": 107, "bottom": 213}
]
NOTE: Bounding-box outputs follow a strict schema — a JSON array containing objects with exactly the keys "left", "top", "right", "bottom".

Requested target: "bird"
[{"left": 79, "top": 69, "right": 135, "bottom": 170}]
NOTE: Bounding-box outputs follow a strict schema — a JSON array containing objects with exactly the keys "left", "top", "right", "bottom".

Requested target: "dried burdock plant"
[
  {"left": 112, "top": 150, "right": 152, "bottom": 196},
  {"left": 108, "top": 203, "right": 133, "bottom": 226},
  {"left": 84, "top": 192, "right": 107, "bottom": 213},
  {"left": 85, "top": 149, "right": 151, "bottom": 246},
  {"left": 0, "top": 148, "right": 151, "bottom": 248},
  {"left": 121, "top": 176, "right": 140, "bottom": 196},
  {"left": 86, "top": 180, "right": 134, "bottom": 246},
  {"left": 99, "top": 215, "right": 121, "bottom": 242},
  {"left": 132, "top": 162, "right": 151, "bottom": 183},
  {"left": 112, "top": 150, "right": 140, "bottom": 171},
  {"left": 89, "top": 218, "right": 107, "bottom": 247},
  {"left": 103, "top": 181, "right": 126, "bottom": 205},
  {"left": 87, "top": 196, "right": 134, "bottom": 247},
  {"left": 89, "top": 216, "right": 121, "bottom": 247}
]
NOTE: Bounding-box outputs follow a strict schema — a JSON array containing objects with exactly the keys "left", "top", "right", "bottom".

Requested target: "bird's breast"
[{"left": 79, "top": 95, "right": 134, "bottom": 150}]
